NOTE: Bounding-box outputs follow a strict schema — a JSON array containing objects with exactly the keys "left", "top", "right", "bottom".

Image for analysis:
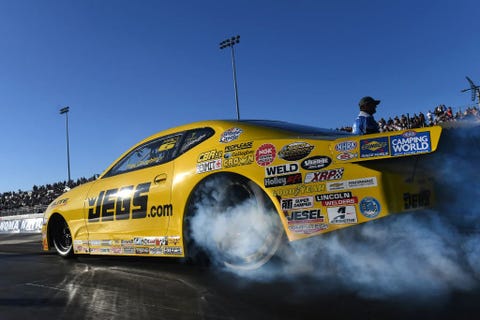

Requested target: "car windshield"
[{"left": 241, "top": 120, "right": 351, "bottom": 138}]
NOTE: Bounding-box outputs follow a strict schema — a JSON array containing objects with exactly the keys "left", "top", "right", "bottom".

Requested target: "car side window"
[
  {"left": 178, "top": 128, "right": 215, "bottom": 155},
  {"left": 105, "top": 134, "right": 182, "bottom": 177}
]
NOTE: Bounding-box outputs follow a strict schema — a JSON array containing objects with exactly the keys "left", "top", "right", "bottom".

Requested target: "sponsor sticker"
[
  {"left": 301, "top": 156, "right": 332, "bottom": 170},
  {"left": 326, "top": 177, "right": 377, "bottom": 191},
  {"left": 360, "top": 137, "right": 389, "bottom": 158},
  {"left": 315, "top": 192, "right": 353, "bottom": 201},
  {"left": 327, "top": 206, "right": 358, "bottom": 224},
  {"left": 264, "top": 173, "right": 302, "bottom": 188},
  {"left": 281, "top": 196, "right": 314, "bottom": 210},
  {"left": 359, "top": 197, "right": 381, "bottom": 218},
  {"left": 224, "top": 141, "right": 253, "bottom": 152},
  {"left": 390, "top": 131, "right": 431, "bottom": 156},
  {"left": 255, "top": 143, "right": 276, "bottom": 166},
  {"left": 336, "top": 152, "right": 358, "bottom": 161},
  {"left": 278, "top": 142, "right": 314, "bottom": 161},
  {"left": 265, "top": 163, "right": 299, "bottom": 177},
  {"left": 321, "top": 196, "right": 358, "bottom": 207},
  {"left": 305, "top": 168, "right": 344, "bottom": 183},
  {"left": 335, "top": 140, "right": 357, "bottom": 152},
  {"left": 285, "top": 209, "right": 324, "bottom": 222},
  {"left": 272, "top": 184, "right": 326, "bottom": 197},
  {"left": 220, "top": 127, "right": 243, "bottom": 143},
  {"left": 196, "top": 159, "right": 222, "bottom": 173},
  {"left": 288, "top": 223, "right": 329, "bottom": 234}
]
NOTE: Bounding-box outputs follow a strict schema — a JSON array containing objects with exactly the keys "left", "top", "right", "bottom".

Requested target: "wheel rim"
[
  {"left": 213, "top": 180, "right": 283, "bottom": 270},
  {"left": 53, "top": 219, "right": 72, "bottom": 255}
]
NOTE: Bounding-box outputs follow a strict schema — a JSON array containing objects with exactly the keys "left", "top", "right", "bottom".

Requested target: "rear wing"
[{"left": 329, "top": 126, "right": 442, "bottom": 163}]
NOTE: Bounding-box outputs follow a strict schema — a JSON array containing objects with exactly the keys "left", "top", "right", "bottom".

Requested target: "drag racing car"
[{"left": 42, "top": 120, "right": 442, "bottom": 270}]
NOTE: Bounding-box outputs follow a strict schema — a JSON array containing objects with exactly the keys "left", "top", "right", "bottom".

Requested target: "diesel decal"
[
  {"left": 265, "top": 163, "right": 299, "bottom": 177},
  {"left": 285, "top": 209, "right": 324, "bottom": 222}
]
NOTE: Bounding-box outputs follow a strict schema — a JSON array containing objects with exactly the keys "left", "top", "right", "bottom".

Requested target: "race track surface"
[{"left": 0, "top": 233, "right": 479, "bottom": 320}]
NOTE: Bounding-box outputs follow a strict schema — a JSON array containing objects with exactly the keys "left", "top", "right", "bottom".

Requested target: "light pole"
[
  {"left": 219, "top": 35, "right": 241, "bottom": 120},
  {"left": 59, "top": 106, "right": 71, "bottom": 183}
]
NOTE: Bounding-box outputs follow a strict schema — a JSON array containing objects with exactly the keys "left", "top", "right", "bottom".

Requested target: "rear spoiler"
[{"left": 329, "top": 126, "right": 442, "bottom": 163}]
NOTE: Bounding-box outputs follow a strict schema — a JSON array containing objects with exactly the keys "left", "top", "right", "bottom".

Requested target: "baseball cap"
[{"left": 359, "top": 96, "right": 381, "bottom": 107}]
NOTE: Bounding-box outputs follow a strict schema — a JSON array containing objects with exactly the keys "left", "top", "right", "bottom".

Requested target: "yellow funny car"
[{"left": 42, "top": 120, "right": 442, "bottom": 269}]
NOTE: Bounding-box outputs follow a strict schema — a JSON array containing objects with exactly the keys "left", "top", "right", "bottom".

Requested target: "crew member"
[{"left": 352, "top": 96, "right": 380, "bottom": 134}]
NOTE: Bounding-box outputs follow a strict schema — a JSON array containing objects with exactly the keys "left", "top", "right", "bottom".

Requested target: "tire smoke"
[{"left": 189, "top": 125, "right": 480, "bottom": 301}]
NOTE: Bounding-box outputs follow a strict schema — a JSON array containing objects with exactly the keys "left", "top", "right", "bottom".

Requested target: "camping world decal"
[{"left": 390, "top": 131, "right": 431, "bottom": 156}]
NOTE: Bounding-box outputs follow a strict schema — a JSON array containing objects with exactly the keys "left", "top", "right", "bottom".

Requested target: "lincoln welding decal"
[{"left": 390, "top": 131, "right": 431, "bottom": 156}]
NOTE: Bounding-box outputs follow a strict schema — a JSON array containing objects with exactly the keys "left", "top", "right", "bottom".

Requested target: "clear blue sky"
[{"left": 0, "top": 0, "right": 479, "bottom": 193}]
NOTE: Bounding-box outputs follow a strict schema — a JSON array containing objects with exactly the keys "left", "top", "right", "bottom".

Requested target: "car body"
[{"left": 42, "top": 120, "right": 442, "bottom": 269}]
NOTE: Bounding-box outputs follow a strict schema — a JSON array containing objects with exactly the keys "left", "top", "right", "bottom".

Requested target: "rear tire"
[
  {"left": 185, "top": 174, "right": 284, "bottom": 271},
  {"left": 51, "top": 216, "right": 74, "bottom": 258}
]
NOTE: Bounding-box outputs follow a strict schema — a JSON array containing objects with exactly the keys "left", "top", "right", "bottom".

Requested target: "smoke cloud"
[{"left": 190, "top": 124, "right": 480, "bottom": 301}]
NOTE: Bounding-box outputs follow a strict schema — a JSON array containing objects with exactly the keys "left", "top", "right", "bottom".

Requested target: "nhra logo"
[
  {"left": 305, "top": 168, "right": 344, "bottom": 183},
  {"left": 301, "top": 156, "right": 331, "bottom": 170},
  {"left": 335, "top": 140, "right": 357, "bottom": 152}
]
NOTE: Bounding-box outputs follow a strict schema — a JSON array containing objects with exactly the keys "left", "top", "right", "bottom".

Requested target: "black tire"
[
  {"left": 51, "top": 216, "right": 74, "bottom": 258},
  {"left": 185, "top": 174, "right": 284, "bottom": 270}
]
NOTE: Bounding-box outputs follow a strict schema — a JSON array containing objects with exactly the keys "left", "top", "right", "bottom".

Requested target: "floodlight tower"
[
  {"left": 461, "top": 76, "right": 480, "bottom": 108},
  {"left": 219, "top": 35, "right": 241, "bottom": 120},
  {"left": 59, "top": 106, "right": 71, "bottom": 183}
]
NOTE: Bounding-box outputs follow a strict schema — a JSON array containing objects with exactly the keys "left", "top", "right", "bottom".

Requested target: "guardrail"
[{"left": 0, "top": 213, "right": 43, "bottom": 233}]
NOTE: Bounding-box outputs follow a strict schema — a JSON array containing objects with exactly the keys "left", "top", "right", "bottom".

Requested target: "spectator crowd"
[
  {"left": 339, "top": 105, "right": 479, "bottom": 132},
  {"left": 0, "top": 176, "right": 97, "bottom": 216}
]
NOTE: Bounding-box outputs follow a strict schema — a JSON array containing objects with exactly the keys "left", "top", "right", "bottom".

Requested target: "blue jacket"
[{"left": 352, "top": 111, "right": 380, "bottom": 135}]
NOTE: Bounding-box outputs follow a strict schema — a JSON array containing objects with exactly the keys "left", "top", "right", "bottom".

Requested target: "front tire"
[
  {"left": 50, "top": 216, "right": 74, "bottom": 258},
  {"left": 186, "top": 174, "right": 284, "bottom": 270}
]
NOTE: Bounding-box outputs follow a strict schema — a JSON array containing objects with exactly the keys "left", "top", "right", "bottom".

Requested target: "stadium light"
[
  {"left": 219, "top": 35, "right": 241, "bottom": 120},
  {"left": 59, "top": 107, "right": 71, "bottom": 183}
]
